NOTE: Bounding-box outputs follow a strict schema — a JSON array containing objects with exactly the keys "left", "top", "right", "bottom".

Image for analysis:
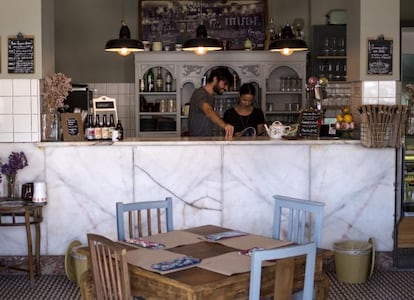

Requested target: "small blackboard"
[
  {"left": 299, "top": 109, "right": 322, "bottom": 137},
  {"left": 61, "top": 113, "right": 84, "bottom": 141},
  {"left": 8, "top": 33, "right": 34, "bottom": 74},
  {"left": 367, "top": 38, "right": 393, "bottom": 75}
]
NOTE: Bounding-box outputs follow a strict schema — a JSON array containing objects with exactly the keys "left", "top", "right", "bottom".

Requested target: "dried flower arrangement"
[
  {"left": 0, "top": 151, "right": 28, "bottom": 181},
  {"left": 42, "top": 72, "right": 72, "bottom": 113}
]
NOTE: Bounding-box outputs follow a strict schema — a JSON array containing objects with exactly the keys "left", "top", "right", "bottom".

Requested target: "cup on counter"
[
  {"left": 32, "top": 182, "right": 47, "bottom": 203},
  {"left": 175, "top": 44, "right": 182, "bottom": 51},
  {"left": 112, "top": 130, "right": 119, "bottom": 142},
  {"left": 21, "top": 183, "right": 33, "bottom": 201},
  {"left": 142, "top": 41, "right": 151, "bottom": 51},
  {"left": 182, "top": 103, "right": 190, "bottom": 116},
  {"left": 152, "top": 41, "right": 162, "bottom": 51}
]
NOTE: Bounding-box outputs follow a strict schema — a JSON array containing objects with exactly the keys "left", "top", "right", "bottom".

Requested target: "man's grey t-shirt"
[{"left": 188, "top": 87, "right": 216, "bottom": 136}]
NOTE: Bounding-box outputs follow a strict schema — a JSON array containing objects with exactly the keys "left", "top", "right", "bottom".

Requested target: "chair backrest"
[
  {"left": 249, "top": 242, "right": 317, "bottom": 300},
  {"left": 116, "top": 197, "right": 173, "bottom": 241},
  {"left": 87, "top": 233, "right": 131, "bottom": 300},
  {"left": 273, "top": 195, "right": 325, "bottom": 247}
]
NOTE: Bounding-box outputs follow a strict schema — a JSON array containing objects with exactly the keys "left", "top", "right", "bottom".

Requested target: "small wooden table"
[
  {"left": 0, "top": 198, "right": 46, "bottom": 283},
  {"left": 127, "top": 225, "right": 331, "bottom": 300}
]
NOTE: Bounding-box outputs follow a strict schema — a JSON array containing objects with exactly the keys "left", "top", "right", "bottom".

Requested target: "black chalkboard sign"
[
  {"left": 299, "top": 109, "right": 322, "bottom": 137},
  {"left": 62, "top": 113, "right": 84, "bottom": 141},
  {"left": 8, "top": 34, "right": 34, "bottom": 74},
  {"left": 367, "top": 38, "right": 393, "bottom": 75}
]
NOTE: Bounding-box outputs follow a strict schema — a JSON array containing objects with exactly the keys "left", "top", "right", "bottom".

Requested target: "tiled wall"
[
  {"left": 87, "top": 83, "right": 136, "bottom": 138},
  {"left": 0, "top": 79, "right": 40, "bottom": 142},
  {"left": 0, "top": 80, "right": 136, "bottom": 142}
]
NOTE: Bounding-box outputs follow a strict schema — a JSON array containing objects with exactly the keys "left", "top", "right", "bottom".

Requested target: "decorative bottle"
[
  {"left": 94, "top": 115, "right": 102, "bottom": 140},
  {"left": 146, "top": 68, "right": 154, "bottom": 92},
  {"left": 155, "top": 66, "right": 164, "bottom": 92},
  {"left": 165, "top": 71, "right": 172, "bottom": 92},
  {"left": 85, "top": 114, "right": 95, "bottom": 140},
  {"left": 109, "top": 114, "right": 116, "bottom": 139},
  {"left": 101, "top": 114, "right": 110, "bottom": 140},
  {"left": 115, "top": 120, "right": 124, "bottom": 141}
]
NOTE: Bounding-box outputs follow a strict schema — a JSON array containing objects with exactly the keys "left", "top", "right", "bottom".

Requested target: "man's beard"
[{"left": 213, "top": 84, "right": 224, "bottom": 95}]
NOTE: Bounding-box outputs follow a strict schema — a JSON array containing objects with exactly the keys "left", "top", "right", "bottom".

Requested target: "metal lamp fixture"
[
  {"left": 270, "top": 24, "right": 308, "bottom": 56},
  {"left": 182, "top": 0, "right": 222, "bottom": 55},
  {"left": 105, "top": 0, "right": 144, "bottom": 56}
]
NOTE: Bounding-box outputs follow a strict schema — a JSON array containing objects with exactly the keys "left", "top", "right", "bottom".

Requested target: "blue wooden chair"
[
  {"left": 273, "top": 195, "right": 325, "bottom": 247},
  {"left": 249, "top": 242, "right": 317, "bottom": 300},
  {"left": 116, "top": 197, "right": 173, "bottom": 241}
]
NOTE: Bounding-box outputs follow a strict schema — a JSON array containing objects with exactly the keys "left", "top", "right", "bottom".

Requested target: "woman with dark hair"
[{"left": 223, "top": 83, "right": 265, "bottom": 136}]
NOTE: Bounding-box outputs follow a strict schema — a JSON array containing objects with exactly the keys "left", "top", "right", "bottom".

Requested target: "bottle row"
[
  {"left": 84, "top": 114, "right": 124, "bottom": 141},
  {"left": 140, "top": 66, "right": 173, "bottom": 93}
]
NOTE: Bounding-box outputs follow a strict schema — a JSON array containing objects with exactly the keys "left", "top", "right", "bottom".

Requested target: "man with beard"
[{"left": 188, "top": 67, "right": 234, "bottom": 140}]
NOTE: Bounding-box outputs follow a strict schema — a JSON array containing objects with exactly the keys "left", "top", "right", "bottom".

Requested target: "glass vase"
[
  {"left": 41, "top": 109, "right": 60, "bottom": 141},
  {"left": 7, "top": 174, "right": 17, "bottom": 199}
]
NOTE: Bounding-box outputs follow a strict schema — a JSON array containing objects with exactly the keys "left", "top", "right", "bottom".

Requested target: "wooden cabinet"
[{"left": 135, "top": 51, "right": 307, "bottom": 136}]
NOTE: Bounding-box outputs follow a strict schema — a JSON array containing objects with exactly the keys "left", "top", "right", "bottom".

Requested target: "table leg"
[
  {"left": 24, "top": 210, "right": 34, "bottom": 284},
  {"left": 35, "top": 222, "right": 41, "bottom": 277}
]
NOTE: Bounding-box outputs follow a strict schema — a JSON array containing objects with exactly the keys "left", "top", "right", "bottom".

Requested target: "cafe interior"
[{"left": 1, "top": 0, "right": 414, "bottom": 299}]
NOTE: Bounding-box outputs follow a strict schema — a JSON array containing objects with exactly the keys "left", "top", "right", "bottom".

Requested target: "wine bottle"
[
  {"left": 165, "top": 71, "right": 172, "bottom": 92},
  {"left": 102, "top": 114, "right": 110, "bottom": 140},
  {"left": 85, "top": 114, "right": 95, "bottom": 141},
  {"left": 147, "top": 68, "right": 154, "bottom": 92},
  {"left": 109, "top": 114, "right": 116, "bottom": 139},
  {"left": 115, "top": 119, "right": 124, "bottom": 141},
  {"left": 155, "top": 66, "right": 164, "bottom": 92},
  {"left": 94, "top": 115, "right": 102, "bottom": 140}
]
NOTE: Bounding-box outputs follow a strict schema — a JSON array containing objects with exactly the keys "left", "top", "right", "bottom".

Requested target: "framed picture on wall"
[{"left": 138, "top": 0, "right": 267, "bottom": 50}]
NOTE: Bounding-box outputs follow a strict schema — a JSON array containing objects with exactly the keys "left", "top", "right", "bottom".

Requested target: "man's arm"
[{"left": 201, "top": 102, "right": 234, "bottom": 140}]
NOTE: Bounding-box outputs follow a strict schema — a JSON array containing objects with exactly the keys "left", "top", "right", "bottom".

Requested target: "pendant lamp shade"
[
  {"left": 182, "top": 24, "right": 222, "bottom": 55},
  {"left": 270, "top": 24, "right": 308, "bottom": 56},
  {"left": 105, "top": 21, "right": 144, "bottom": 56}
]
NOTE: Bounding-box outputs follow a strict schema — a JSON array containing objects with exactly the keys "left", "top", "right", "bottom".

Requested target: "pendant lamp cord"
[
  {"left": 199, "top": 0, "right": 203, "bottom": 25},
  {"left": 121, "top": 0, "right": 125, "bottom": 23}
]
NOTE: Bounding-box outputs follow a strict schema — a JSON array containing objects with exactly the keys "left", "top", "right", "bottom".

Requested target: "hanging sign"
[
  {"left": 367, "top": 36, "right": 393, "bottom": 75},
  {"left": 8, "top": 33, "right": 34, "bottom": 74}
]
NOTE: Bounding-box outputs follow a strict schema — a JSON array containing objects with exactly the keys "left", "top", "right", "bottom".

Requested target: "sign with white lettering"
[
  {"left": 8, "top": 34, "right": 34, "bottom": 74},
  {"left": 299, "top": 109, "right": 322, "bottom": 137},
  {"left": 62, "top": 113, "right": 84, "bottom": 141},
  {"left": 367, "top": 38, "right": 393, "bottom": 75},
  {"left": 139, "top": 0, "right": 266, "bottom": 50}
]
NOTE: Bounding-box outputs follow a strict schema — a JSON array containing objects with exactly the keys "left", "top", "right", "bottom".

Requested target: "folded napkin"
[
  {"left": 151, "top": 256, "right": 201, "bottom": 272},
  {"left": 204, "top": 231, "right": 248, "bottom": 241},
  {"left": 238, "top": 247, "right": 265, "bottom": 256},
  {"left": 126, "top": 238, "right": 165, "bottom": 249}
]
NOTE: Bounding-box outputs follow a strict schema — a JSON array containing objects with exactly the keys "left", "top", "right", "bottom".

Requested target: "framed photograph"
[
  {"left": 138, "top": 0, "right": 267, "bottom": 50},
  {"left": 61, "top": 113, "right": 84, "bottom": 141}
]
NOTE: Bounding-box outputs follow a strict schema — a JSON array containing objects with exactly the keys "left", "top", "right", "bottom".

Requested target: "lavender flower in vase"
[{"left": 0, "top": 152, "right": 28, "bottom": 199}]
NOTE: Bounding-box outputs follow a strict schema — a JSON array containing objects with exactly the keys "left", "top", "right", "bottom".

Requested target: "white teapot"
[{"left": 264, "top": 121, "right": 292, "bottom": 139}]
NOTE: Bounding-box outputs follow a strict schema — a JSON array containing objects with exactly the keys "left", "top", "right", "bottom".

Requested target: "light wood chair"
[
  {"left": 249, "top": 242, "right": 317, "bottom": 300},
  {"left": 272, "top": 195, "right": 325, "bottom": 247},
  {"left": 87, "top": 233, "right": 131, "bottom": 300},
  {"left": 116, "top": 197, "right": 173, "bottom": 241}
]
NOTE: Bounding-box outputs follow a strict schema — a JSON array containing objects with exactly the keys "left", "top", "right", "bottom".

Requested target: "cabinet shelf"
[
  {"left": 316, "top": 56, "right": 346, "bottom": 59},
  {"left": 140, "top": 92, "right": 176, "bottom": 96},
  {"left": 266, "top": 91, "right": 303, "bottom": 95},
  {"left": 139, "top": 112, "right": 177, "bottom": 116}
]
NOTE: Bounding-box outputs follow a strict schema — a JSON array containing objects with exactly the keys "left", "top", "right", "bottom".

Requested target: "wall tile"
[
  {"left": 363, "top": 81, "right": 379, "bottom": 97},
  {"left": 31, "top": 96, "right": 39, "bottom": 114},
  {"left": 31, "top": 114, "right": 39, "bottom": 132},
  {"left": 0, "top": 115, "right": 13, "bottom": 132},
  {"left": 379, "top": 81, "right": 396, "bottom": 97},
  {"left": 13, "top": 115, "right": 31, "bottom": 132},
  {"left": 31, "top": 79, "right": 39, "bottom": 96},
  {"left": 0, "top": 133, "right": 13, "bottom": 142},
  {"left": 0, "top": 80, "right": 13, "bottom": 96},
  {"left": 13, "top": 96, "right": 31, "bottom": 114},
  {"left": 13, "top": 79, "right": 31, "bottom": 96},
  {"left": 93, "top": 83, "right": 107, "bottom": 96},
  {"left": 0, "top": 97, "right": 13, "bottom": 114},
  {"left": 13, "top": 132, "right": 32, "bottom": 142}
]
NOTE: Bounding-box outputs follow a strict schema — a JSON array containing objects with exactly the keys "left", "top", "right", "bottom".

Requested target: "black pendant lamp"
[
  {"left": 270, "top": 24, "right": 308, "bottom": 56},
  {"left": 105, "top": 0, "right": 144, "bottom": 56},
  {"left": 182, "top": 0, "right": 222, "bottom": 55}
]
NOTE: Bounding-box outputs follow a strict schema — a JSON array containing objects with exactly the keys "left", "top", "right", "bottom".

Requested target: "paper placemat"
[
  {"left": 123, "top": 230, "right": 203, "bottom": 249},
  {"left": 127, "top": 248, "right": 200, "bottom": 275},
  {"left": 198, "top": 251, "right": 273, "bottom": 276},
  {"left": 214, "top": 234, "right": 293, "bottom": 250}
]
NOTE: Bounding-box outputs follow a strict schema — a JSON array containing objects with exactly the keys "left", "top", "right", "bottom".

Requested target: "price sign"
[
  {"left": 299, "top": 109, "right": 322, "bottom": 137},
  {"left": 61, "top": 113, "right": 84, "bottom": 141},
  {"left": 8, "top": 33, "right": 34, "bottom": 74}
]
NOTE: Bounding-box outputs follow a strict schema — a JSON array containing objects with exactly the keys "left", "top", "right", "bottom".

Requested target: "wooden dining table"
[{"left": 126, "top": 225, "right": 331, "bottom": 300}]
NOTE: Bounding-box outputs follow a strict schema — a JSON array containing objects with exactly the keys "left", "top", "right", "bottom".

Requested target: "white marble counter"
[{"left": 0, "top": 139, "right": 396, "bottom": 255}]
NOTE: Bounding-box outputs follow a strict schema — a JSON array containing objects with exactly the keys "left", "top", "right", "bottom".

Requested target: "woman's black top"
[{"left": 223, "top": 107, "right": 265, "bottom": 134}]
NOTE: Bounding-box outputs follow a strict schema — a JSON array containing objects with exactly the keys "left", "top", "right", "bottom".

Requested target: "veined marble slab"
[{"left": 0, "top": 140, "right": 396, "bottom": 255}]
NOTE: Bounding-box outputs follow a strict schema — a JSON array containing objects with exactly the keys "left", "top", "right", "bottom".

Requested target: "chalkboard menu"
[
  {"left": 367, "top": 38, "right": 393, "bottom": 75},
  {"left": 61, "top": 113, "right": 84, "bottom": 141},
  {"left": 299, "top": 110, "right": 322, "bottom": 137},
  {"left": 8, "top": 34, "right": 34, "bottom": 74}
]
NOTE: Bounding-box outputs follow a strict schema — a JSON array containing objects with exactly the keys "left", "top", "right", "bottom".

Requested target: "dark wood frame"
[
  {"left": 7, "top": 34, "right": 34, "bottom": 74},
  {"left": 61, "top": 113, "right": 84, "bottom": 141},
  {"left": 138, "top": 0, "right": 267, "bottom": 50}
]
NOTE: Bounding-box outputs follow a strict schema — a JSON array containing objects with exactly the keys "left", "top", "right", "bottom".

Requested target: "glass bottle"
[
  {"left": 155, "top": 66, "right": 164, "bottom": 92},
  {"left": 101, "top": 114, "right": 110, "bottom": 140},
  {"left": 165, "top": 71, "right": 172, "bottom": 92},
  {"left": 85, "top": 114, "right": 95, "bottom": 140},
  {"left": 109, "top": 114, "right": 116, "bottom": 139},
  {"left": 115, "top": 119, "right": 124, "bottom": 141},
  {"left": 94, "top": 115, "right": 102, "bottom": 140},
  {"left": 146, "top": 68, "right": 154, "bottom": 92}
]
